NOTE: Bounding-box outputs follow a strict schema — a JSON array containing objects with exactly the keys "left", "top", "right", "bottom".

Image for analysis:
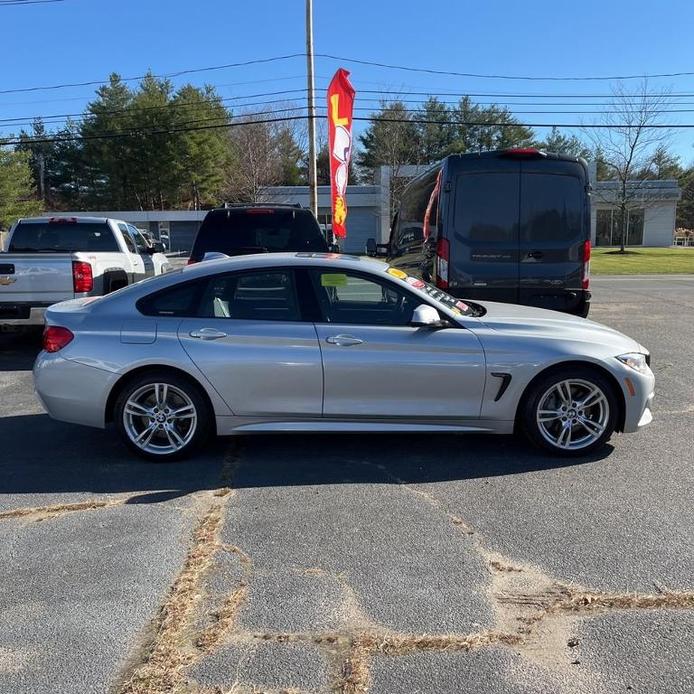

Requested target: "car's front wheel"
[
  {"left": 114, "top": 371, "right": 211, "bottom": 461},
  {"left": 521, "top": 367, "right": 619, "bottom": 456}
]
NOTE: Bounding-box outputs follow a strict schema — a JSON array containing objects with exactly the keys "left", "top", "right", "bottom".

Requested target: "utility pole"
[{"left": 305, "top": 0, "right": 318, "bottom": 217}]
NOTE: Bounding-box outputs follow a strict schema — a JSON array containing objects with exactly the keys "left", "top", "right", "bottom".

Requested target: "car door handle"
[
  {"left": 326, "top": 334, "right": 364, "bottom": 346},
  {"left": 527, "top": 250, "right": 544, "bottom": 259},
  {"left": 189, "top": 328, "right": 228, "bottom": 340}
]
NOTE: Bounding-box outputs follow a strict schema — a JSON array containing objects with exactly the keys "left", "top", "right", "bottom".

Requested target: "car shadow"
[
  {"left": 0, "top": 331, "right": 42, "bottom": 372},
  {"left": 0, "top": 414, "right": 610, "bottom": 500}
]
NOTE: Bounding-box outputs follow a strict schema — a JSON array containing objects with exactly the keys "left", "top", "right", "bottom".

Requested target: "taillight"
[
  {"left": 43, "top": 326, "right": 74, "bottom": 353},
  {"left": 502, "top": 147, "right": 546, "bottom": 158},
  {"left": 72, "top": 261, "right": 93, "bottom": 293},
  {"left": 581, "top": 240, "right": 591, "bottom": 290},
  {"left": 435, "top": 238, "right": 450, "bottom": 289},
  {"left": 186, "top": 258, "right": 197, "bottom": 265},
  {"left": 245, "top": 208, "right": 274, "bottom": 215}
]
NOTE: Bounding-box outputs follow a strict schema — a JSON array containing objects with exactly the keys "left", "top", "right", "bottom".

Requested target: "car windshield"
[
  {"left": 191, "top": 209, "right": 328, "bottom": 260},
  {"left": 8, "top": 221, "right": 118, "bottom": 253},
  {"left": 385, "top": 267, "right": 486, "bottom": 317}
]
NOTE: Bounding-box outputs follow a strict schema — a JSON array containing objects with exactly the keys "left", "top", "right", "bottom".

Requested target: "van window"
[
  {"left": 454, "top": 173, "right": 519, "bottom": 242},
  {"left": 521, "top": 174, "right": 583, "bottom": 242},
  {"left": 394, "top": 166, "right": 441, "bottom": 255}
]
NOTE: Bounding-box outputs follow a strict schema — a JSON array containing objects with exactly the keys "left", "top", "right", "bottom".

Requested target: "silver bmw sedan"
[{"left": 33, "top": 253, "right": 654, "bottom": 461}]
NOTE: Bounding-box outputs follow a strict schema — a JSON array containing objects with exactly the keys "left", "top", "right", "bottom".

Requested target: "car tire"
[
  {"left": 520, "top": 366, "right": 619, "bottom": 456},
  {"left": 114, "top": 371, "right": 211, "bottom": 462}
]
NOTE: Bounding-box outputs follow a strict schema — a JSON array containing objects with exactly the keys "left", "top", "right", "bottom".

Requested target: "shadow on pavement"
[
  {"left": 0, "top": 414, "right": 228, "bottom": 500},
  {"left": 0, "top": 413, "right": 610, "bottom": 499},
  {"left": 0, "top": 331, "right": 42, "bottom": 372}
]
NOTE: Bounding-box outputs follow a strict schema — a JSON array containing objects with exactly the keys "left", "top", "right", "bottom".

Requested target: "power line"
[
  {"left": 0, "top": 54, "right": 305, "bottom": 95},
  {"left": 316, "top": 53, "right": 694, "bottom": 82}
]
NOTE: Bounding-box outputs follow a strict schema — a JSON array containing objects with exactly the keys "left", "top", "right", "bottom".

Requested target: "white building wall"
[{"left": 643, "top": 204, "right": 676, "bottom": 247}]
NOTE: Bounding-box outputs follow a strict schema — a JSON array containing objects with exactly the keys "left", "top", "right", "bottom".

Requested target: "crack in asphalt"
[
  {"left": 109, "top": 450, "right": 693, "bottom": 694},
  {"left": 0, "top": 497, "right": 128, "bottom": 521}
]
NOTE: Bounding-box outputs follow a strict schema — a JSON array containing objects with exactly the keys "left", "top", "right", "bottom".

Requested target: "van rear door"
[
  {"left": 518, "top": 160, "right": 588, "bottom": 313},
  {"left": 449, "top": 158, "right": 520, "bottom": 303}
]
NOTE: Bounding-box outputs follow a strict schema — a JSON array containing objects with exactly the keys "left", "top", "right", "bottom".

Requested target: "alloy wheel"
[
  {"left": 122, "top": 382, "right": 197, "bottom": 455},
  {"left": 535, "top": 378, "right": 610, "bottom": 451}
]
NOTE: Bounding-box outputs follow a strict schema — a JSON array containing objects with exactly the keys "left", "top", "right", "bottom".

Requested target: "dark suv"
[
  {"left": 188, "top": 204, "right": 330, "bottom": 264},
  {"left": 371, "top": 149, "right": 592, "bottom": 316}
]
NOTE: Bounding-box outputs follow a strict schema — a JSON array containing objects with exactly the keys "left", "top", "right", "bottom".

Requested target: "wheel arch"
[
  {"left": 105, "top": 364, "right": 217, "bottom": 434},
  {"left": 514, "top": 360, "right": 626, "bottom": 433}
]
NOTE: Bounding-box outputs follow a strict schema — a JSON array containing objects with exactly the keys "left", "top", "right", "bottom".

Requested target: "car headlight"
[{"left": 616, "top": 353, "right": 650, "bottom": 373}]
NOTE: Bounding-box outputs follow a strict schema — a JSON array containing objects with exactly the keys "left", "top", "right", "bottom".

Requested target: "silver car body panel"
[{"left": 34, "top": 253, "right": 654, "bottom": 438}]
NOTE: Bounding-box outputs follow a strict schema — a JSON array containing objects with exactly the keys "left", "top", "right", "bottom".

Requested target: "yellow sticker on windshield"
[
  {"left": 387, "top": 268, "right": 407, "bottom": 279},
  {"left": 321, "top": 273, "right": 348, "bottom": 287}
]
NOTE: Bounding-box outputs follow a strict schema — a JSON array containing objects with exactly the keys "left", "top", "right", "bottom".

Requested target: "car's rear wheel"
[
  {"left": 114, "top": 372, "right": 211, "bottom": 461},
  {"left": 521, "top": 367, "right": 618, "bottom": 456}
]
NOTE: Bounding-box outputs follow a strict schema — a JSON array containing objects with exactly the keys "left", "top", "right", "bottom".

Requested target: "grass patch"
[{"left": 591, "top": 247, "right": 694, "bottom": 275}]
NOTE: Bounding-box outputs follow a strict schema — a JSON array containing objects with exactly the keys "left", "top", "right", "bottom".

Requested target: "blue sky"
[{"left": 2, "top": 0, "right": 694, "bottom": 163}]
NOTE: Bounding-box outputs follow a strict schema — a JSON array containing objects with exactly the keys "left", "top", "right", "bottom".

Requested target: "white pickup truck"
[{"left": 0, "top": 216, "right": 172, "bottom": 329}]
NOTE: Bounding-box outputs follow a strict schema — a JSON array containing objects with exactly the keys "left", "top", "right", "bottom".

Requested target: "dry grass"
[
  {"left": 0, "top": 498, "right": 123, "bottom": 521},
  {"left": 119, "top": 503, "right": 226, "bottom": 694}
]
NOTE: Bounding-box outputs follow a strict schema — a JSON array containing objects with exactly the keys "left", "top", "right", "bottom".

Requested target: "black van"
[
  {"left": 188, "top": 204, "right": 330, "bottom": 264},
  {"left": 374, "top": 149, "right": 591, "bottom": 316}
]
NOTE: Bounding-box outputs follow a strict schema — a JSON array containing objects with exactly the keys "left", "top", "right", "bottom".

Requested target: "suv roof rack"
[{"left": 217, "top": 202, "right": 303, "bottom": 210}]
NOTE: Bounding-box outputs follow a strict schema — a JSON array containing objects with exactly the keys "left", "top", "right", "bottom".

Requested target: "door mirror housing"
[
  {"left": 150, "top": 241, "right": 165, "bottom": 253},
  {"left": 411, "top": 304, "right": 448, "bottom": 328},
  {"left": 365, "top": 238, "right": 389, "bottom": 258},
  {"left": 328, "top": 243, "right": 340, "bottom": 253},
  {"left": 365, "top": 238, "right": 377, "bottom": 256}
]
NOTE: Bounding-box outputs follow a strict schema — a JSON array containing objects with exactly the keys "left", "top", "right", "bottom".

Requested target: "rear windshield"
[
  {"left": 191, "top": 209, "right": 328, "bottom": 260},
  {"left": 8, "top": 221, "right": 119, "bottom": 253}
]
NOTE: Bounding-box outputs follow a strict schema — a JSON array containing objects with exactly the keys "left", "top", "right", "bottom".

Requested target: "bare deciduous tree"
[{"left": 586, "top": 80, "right": 672, "bottom": 252}]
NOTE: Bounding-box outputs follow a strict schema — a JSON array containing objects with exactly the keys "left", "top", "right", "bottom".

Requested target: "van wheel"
[
  {"left": 114, "top": 371, "right": 211, "bottom": 461},
  {"left": 521, "top": 367, "right": 618, "bottom": 456}
]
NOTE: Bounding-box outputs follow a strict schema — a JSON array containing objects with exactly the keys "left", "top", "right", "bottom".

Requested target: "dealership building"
[{"left": 41, "top": 164, "right": 681, "bottom": 256}]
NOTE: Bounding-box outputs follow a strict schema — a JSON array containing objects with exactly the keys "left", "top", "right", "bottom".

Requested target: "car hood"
[{"left": 471, "top": 301, "right": 644, "bottom": 353}]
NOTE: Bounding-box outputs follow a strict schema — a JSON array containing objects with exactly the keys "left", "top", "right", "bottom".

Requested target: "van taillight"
[
  {"left": 435, "top": 238, "right": 450, "bottom": 289},
  {"left": 43, "top": 326, "right": 74, "bottom": 353},
  {"left": 502, "top": 147, "right": 546, "bottom": 158},
  {"left": 72, "top": 261, "right": 93, "bottom": 293},
  {"left": 582, "top": 240, "right": 591, "bottom": 290}
]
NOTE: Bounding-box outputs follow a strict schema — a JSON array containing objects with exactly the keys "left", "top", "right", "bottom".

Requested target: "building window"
[{"left": 595, "top": 209, "right": 645, "bottom": 246}]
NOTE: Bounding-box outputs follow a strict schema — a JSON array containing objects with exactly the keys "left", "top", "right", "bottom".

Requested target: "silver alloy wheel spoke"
[
  {"left": 536, "top": 378, "right": 610, "bottom": 451},
  {"left": 538, "top": 409, "right": 562, "bottom": 422},
  {"left": 170, "top": 404, "right": 195, "bottom": 419},
  {"left": 578, "top": 416, "right": 604, "bottom": 436},
  {"left": 123, "top": 383, "right": 197, "bottom": 455},
  {"left": 124, "top": 402, "right": 153, "bottom": 418}
]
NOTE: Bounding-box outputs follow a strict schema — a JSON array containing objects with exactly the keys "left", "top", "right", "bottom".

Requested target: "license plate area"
[{"left": 0, "top": 304, "right": 30, "bottom": 319}]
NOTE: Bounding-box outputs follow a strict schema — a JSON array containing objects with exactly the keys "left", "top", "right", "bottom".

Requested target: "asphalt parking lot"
[{"left": 1, "top": 276, "right": 693, "bottom": 694}]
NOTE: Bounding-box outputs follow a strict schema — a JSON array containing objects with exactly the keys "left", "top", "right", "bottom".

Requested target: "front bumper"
[
  {"left": 34, "top": 352, "right": 117, "bottom": 429},
  {"left": 619, "top": 363, "right": 655, "bottom": 433}
]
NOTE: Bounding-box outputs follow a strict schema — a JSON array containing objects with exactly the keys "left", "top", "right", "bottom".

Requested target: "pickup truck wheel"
[{"left": 114, "top": 372, "right": 211, "bottom": 461}]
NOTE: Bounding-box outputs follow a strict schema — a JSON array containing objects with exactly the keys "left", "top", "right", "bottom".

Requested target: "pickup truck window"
[
  {"left": 118, "top": 224, "right": 138, "bottom": 254},
  {"left": 9, "top": 222, "right": 119, "bottom": 253}
]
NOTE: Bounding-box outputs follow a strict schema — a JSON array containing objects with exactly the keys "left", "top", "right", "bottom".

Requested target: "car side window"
[
  {"left": 119, "top": 223, "right": 137, "bottom": 254},
  {"left": 138, "top": 280, "right": 205, "bottom": 317},
  {"left": 309, "top": 270, "right": 420, "bottom": 326},
  {"left": 127, "top": 224, "right": 149, "bottom": 253},
  {"left": 198, "top": 270, "right": 301, "bottom": 321}
]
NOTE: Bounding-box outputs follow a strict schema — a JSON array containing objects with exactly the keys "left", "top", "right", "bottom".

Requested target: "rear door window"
[
  {"left": 520, "top": 174, "right": 583, "bottom": 242},
  {"left": 8, "top": 221, "right": 119, "bottom": 252},
  {"left": 454, "top": 173, "right": 519, "bottom": 242},
  {"left": 191, "top": 209, "right": 327, "bottom": 260}
]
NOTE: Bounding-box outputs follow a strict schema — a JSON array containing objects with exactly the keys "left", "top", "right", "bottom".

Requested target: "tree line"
[{"left": 1, "top": 74, "right": 694, "bottom": 234}]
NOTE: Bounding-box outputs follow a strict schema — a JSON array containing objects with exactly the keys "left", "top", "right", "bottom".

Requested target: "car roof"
[
  {"left": 182, "top": 252, "right": 387, "bottom": 277},
  {"left": 15, "top": 216, "right": 121, "bottom": 224}
]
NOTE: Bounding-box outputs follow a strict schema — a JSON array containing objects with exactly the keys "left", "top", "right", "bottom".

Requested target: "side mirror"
[
  {"left": 328, "top": 243, "right": 340, "bottom": 253},
  {"left": 365, "top": 238, "right": 377, "bottom": 257},
  {"left": 151, "top": 241, "right": 165, "bottom": 253},
  {"left": 410, "top": 304, "right": 447, "bottom": 328}
]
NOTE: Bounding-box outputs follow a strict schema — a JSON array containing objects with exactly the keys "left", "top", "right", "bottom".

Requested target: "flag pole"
[{"left": 306, "top": 0, "right": 318, "bottom": 218}]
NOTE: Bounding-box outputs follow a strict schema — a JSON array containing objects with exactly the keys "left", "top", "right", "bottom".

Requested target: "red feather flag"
[{"left": 327, "top": 69, "right": 356, "bottom": 239}]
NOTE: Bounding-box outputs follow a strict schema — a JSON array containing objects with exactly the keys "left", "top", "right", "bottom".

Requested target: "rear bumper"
[
  {"left": 0, "top": 303, "right": 50, "bottom": 327},
  {"left": 33, "top": 352, "right": 117, "bottom": 429}
]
